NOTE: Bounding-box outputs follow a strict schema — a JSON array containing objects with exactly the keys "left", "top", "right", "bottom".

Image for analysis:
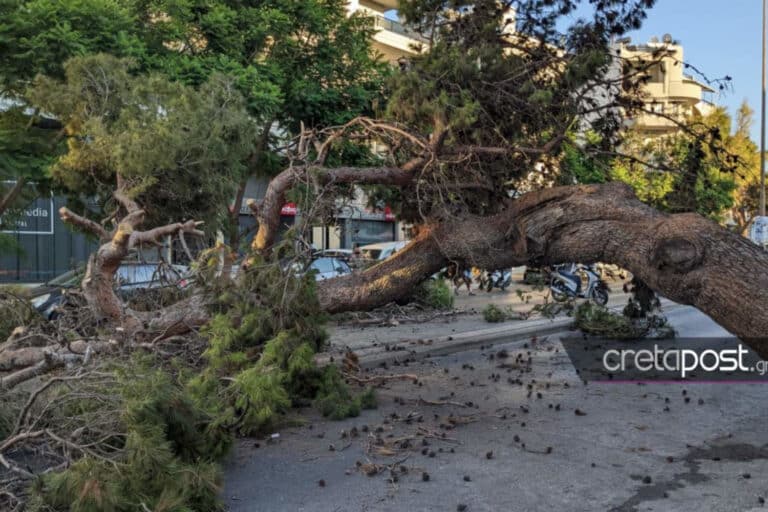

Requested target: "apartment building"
[
  {"left": 619, "top": 35, "right": 715, "bottom": 136},
  {"left": 346, "top": 0, "right": 426, "bottom": 62}
]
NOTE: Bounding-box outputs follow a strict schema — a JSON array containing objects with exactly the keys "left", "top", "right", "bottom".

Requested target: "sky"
[
  {"left": 386, "top": 1, "right": 762, "bottom": 140},
  {"left": 568, "top": 0, "right": 763, "bottom": 141}
]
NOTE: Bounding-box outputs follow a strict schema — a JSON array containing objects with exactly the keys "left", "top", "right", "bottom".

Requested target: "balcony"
[
  {"left": 668, "top": 80, "right": 707, "bottom": 102},
  {"left": 371, "top": 13, "right": 428, "bottom": 43},
  {"left": 364, "top": 12, "right": 428, "bottom": 60},
  {"left": 360, "top": 0, "right": 399, "bottom": 10}
]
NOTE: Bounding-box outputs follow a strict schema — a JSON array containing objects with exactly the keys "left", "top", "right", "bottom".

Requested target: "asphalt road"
[{"left": 223, "top": 307, "right": 768, "bottom": 512}]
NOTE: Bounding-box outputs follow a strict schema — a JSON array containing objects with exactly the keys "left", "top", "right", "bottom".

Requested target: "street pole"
[{"left": 761, "top": 0, "right": 766, "bottom": 217}]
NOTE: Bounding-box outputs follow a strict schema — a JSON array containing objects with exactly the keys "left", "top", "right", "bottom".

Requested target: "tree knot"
[{"left": 651, "top": 237, "right": 703, "bottom": 273}]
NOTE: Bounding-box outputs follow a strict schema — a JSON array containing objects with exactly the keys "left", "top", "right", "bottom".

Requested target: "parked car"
[
  {"left": 314, "top": 249, "right": 354, "bottom": 262},
  {"left": 28, "top": 267, "right": 84, "bottom": 318},
  {"left": 305, "top": 257, "right": 352, "bottom": 281},
  {"left": 359, "top": 241, "right": 408, "bottom": 261},
  {"left": 28, "top": 262, "right": 189, "bottom": 319}
]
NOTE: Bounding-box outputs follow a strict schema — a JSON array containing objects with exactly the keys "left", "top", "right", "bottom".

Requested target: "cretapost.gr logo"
[{"left": 561, "top": 337, "right": 768, "bottom": 382}]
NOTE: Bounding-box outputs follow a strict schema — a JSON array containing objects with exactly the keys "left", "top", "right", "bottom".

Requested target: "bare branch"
[
  {"left": 251, "top": 159, "right": 425, "bottom": 252},
  {"left": 59, "top": 207, "right": 110, "bottom": 241},
  {"left": 129, "top": 220, "right": 204, "bottom": 248}
]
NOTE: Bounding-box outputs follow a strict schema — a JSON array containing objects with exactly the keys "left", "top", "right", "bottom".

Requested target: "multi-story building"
[
  {"left": 346, "top": 0, "right": 426, "bottom": 62},
  {"left": 619, "top": 35, "right": 715, "bottom": 136}
]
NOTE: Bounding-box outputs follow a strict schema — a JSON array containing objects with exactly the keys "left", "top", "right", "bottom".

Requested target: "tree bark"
[
  {"left": 250, "top": 160, "right": 423, "bottom": 252},
  {"left": 317, "top": 183, "right": 768, "bottom": 357},
  {"left": 59, "top": 190, "right": 204, "bottom": 329}
]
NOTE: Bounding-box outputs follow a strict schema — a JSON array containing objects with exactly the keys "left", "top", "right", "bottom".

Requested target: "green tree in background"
[
  {"left": 0, "top": 0, "right": 385, "bottom": 244},
  {"left": 564, "top": 104, "right": 758, "bottom": 224},
  {"left": 0, "top": 108, "right": 59, "bottom": 251},
  {"left": 727, "top": 102, "right": 762, "bottom": 235},
  {"left": 26, "top": 54, "right": 257, "bottom": 229}
]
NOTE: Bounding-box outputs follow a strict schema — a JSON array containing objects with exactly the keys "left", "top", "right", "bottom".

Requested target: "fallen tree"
[
  {"left": 241, "top": 115, "right": 768, "bottom": 352},
  {"left": 58, "top": 180, "right": 206, "bottom": 333},
  {"left": 9, "top": 0, "right": 767, "bottom": 384},
  {"left": 5, "top": 1, "right": 768, "bottom": 509},
  {"left": 314, "top": 182, "right": 768, "bottom": 354},
  {"left": 60, "top": 178, "right": 768, "bottom": 357}
]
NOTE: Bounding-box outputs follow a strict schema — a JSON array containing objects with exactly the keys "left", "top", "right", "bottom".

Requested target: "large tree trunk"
[
  {"left": 61, "top": 180, "right": 768, "bottom": 358},
  {"left": 317, "top": 183, "right": 768, "bottom": 356}
]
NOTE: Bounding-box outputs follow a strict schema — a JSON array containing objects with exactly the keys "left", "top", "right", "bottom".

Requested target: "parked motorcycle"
[
  {"left": 549, "top": 263, "right": 609, "bottom": 305},
  {"left": 479, "top": 269, "right": 513, "bottom": 292}
]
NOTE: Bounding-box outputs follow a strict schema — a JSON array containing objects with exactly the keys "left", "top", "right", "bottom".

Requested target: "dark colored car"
[{"left": 28, "top": 263, "right": 189, "bottom": 319}]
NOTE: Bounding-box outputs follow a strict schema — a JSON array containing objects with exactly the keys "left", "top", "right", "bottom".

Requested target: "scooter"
[
  {"left": 549, "top": 263, "right": 609, "bottom": 305},
  {"left": 480, "top": 269, "right": 513, "bottom": 292}
]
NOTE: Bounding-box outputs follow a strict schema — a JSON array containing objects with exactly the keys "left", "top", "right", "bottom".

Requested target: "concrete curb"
[
  {"left": 355, "top": 316, "right": 572, "bottom": 368},
  {"left": 318, "top": 298, "right": 685, "bottom": 369}
]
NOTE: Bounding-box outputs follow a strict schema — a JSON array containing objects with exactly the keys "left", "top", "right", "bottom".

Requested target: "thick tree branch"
[
  {"left": 130, "top": 220, "right": 204, "bottom": 247},
  {"left": 113, "top": 175, "right": 140, "bottom": 214},
  {"left": 59, "top": 199, "right": 204, "bottom": 326},
  {"left": 250, "top": 159, "right": 424, "bottom": 252},
  {"left": 58, "top": 207, "right": 110, "bottom": 241}
]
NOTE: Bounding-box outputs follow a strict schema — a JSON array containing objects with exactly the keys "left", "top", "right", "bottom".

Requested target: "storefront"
[
  {"left": 335, "top": 205, "right": 398, "bottom": 249},
  {"left": 237, "top": 201, "right": 297, "bottom": 251},
  {"left": 0, "top": 195, "right": 98, "bottom": 283}
]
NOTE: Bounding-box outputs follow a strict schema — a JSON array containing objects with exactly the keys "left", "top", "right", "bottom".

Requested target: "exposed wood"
[
  {"left": 59, "top": 187, "right": 204, "bottom": 328},
  {"left": 58, "top": 207, "right": 110, "bottom": 241}
]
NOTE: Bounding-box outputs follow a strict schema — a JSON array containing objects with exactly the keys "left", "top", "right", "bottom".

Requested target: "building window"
[{"left": 344, "top": 220, "right": 395, "bottom": 247}]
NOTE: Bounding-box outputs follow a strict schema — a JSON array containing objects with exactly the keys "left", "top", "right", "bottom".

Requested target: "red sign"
[
  {"left": 281, "top": 203, "right": 297, "bottom": 216},
  {"left": 384, "top": 206, "right": 395, "bottom": 221}
]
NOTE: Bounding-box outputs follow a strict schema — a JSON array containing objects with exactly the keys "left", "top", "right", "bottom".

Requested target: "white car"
[{"left": 359, "top": 241, "right": 409, "bottom": 261}]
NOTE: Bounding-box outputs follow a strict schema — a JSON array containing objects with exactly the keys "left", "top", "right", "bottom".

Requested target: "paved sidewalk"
[{"left": 324, "top": 278, "right": 635, "bottom": 366}]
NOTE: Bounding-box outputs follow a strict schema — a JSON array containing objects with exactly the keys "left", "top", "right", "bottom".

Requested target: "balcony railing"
[{"left": 371, "top": 14, "right": 429, "bottom": 43}]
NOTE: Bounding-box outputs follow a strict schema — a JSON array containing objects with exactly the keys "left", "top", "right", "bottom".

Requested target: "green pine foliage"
[
  {"left": 189, "top": 239, "right": 375, "bottom": 435},
  {"left": 313, "top": 366, "right": 376, "bottom": 420},
  {"left": 414, "top": 278, "right": 454, "bottom": 310},
  {"left": 28, "top": 358, "right": 229, "bottom": 512},
  {"left": 1, "top": 0, "right": 385, "bottom": 245},
  {"left": 483, "top": 304, "right": 507, "bottom": 323},
  {"left": 574, "top": 302, "right": 674, "bottom": 340}
]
